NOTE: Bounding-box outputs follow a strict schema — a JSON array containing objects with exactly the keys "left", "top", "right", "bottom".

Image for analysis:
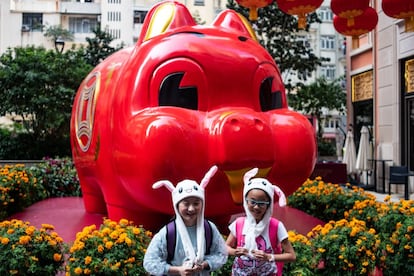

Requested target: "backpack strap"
[
  {"left": 204, "top": 219, "right": 213, "bottom": 255},
  {"left": 269, "top": 218, "right": 283, "bottom": 276},
  {"left": 235, "top": 216, "right": 245, "bottom": 247},
  {"left": 166, "top": 219, "right": 213, "bottom": 263},
  {"left": 166, "top": 220, "right": 176, "bottom": 264},
  {"left": 269, "top": 218, "right": 280, "bottom": 253}
]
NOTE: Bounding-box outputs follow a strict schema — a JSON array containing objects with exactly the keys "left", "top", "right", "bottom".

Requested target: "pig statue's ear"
[
  {"left": 138, "top": 1, "right": 196, "bottom": 44},
  {"left": 212, "top": 10, "right": 258, "bottom": 41}
]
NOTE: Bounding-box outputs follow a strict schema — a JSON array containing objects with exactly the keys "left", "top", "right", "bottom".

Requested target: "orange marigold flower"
[
  {"left": 74, "top": 267, "right": 83, "bottom": 275},
  {"left": 85, "top": 256, "right": 92, "bottom": 265},
  {"left": 54, "top": 253, "right": 62, "bottom": 262},
  {"left": 1, "top": 237, "right": 9, "bottom": 245}
]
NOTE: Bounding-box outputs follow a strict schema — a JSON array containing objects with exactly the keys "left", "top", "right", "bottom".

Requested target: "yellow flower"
[
  {"left": 74, "top": 267, "right": 83, "bottom": 275},
  {"left": 19, "top": 235, "right": 31, "bottom": 245},
  {"left": 1, "top": 237, "right": 9, "bottom": 245},
  {"left": 84, "top": 256, "right": 92, "bottom": 265},
  {"left": 105, "top": 241, "right": 114, "bottom": 250}
]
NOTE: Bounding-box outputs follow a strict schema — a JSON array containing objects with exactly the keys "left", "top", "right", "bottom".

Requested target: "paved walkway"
[{"left": 9, "top": 197, "right": 324, "bottom": 242}]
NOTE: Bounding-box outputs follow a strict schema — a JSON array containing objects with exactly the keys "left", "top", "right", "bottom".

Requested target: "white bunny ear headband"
[
  {"left": 242, "top": 168, "right": 287, "bottom": 207},
  {"left": 153, "top": 165, "right": 218, "bottom": 206}
]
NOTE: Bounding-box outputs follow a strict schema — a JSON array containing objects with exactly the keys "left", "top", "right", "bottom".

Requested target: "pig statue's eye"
[
  {"left": 159, "top": 72, "right": 198, "bottom": 110},
  {"left": 260, "top": 77, "right": 282, "bottom": 112}
]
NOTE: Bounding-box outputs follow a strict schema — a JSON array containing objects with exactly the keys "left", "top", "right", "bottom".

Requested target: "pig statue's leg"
[{"left": 78, "top": 174, "right": 107, "bottom": 215}]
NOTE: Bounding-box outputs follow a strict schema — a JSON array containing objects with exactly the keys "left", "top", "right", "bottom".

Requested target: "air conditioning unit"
[{"left": 21, "top": 25, "right": 30, "bottom": 32}]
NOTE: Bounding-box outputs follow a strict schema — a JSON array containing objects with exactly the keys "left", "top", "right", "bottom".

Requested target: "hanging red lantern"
[
  {"left": 330, "top": 0, "right": 370, "bottom": 27},
  {"left": 276, "top": 0, "right": 323, "bottom": 29},
  {"left": 382, "top": 0, "right": 414, "bottom": 32},
  {"left": 236, "top": 0, "right": 274, "bottom": 21},
  {"left": 333, "top": 7, "right": 378, "bottom": 48}
]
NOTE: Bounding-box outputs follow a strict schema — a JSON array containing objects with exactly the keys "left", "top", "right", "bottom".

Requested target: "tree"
[
  {"left": 43, "top": 24, "right": 74, "bottom": 43},
  {"left": 288, "top": 77, "right": 346, "bottom": 141},
  {"left": 84, "top": 26, "right": 124, "bottom": 67},
  {"left": 0, "top": 46, "right": 93, "bottom": 158},
  {"left": 226, "top": 0, "right": 328, "bottom": 89}
]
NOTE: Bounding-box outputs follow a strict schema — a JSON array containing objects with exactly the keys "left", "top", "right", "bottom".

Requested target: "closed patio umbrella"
[
  {"left": 343, "top": 130, "right": 357, "bottom": 175},
  {"left": 356, "top": 126, "right": 372, "bottom": 185}
]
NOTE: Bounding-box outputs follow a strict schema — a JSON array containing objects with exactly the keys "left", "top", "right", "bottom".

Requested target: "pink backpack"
[{"left": 235, "top": 217, "right": 284, "bottom": 276}]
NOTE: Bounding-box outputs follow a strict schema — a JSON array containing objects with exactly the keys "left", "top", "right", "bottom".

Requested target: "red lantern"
[
  {"left": 236, "top": 0, "right": 274, "bottom": 21},
  {"left": 330, "top": 0, "right": 370, "bottom": 27},
  {"left": 333, "top": 7, "right": 378, "bottom": 48},
  {"left": 382, "top": 0, "right": 414, "bottom": 32},
  {"left": 277, "top": 0, "right": 323, "bottom": 29}
]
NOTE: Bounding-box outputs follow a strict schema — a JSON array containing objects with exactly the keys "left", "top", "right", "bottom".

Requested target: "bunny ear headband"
[
  {"left": 243, "top": 168, "right": 287, "bottom": 207},
  {"left": 153, "top": 165, "right": 218, "bottom": 206}
]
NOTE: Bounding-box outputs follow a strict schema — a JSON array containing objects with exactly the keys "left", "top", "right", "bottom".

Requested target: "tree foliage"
[
  {"left": 84, "top": 26, "right": 124, "bottom": 66},
  {"left": 226, "top": 0, "right": 328, "bottom": 88},
  {"left": 43, "top": 24, "right": 74, "bottom": 42},
  {"left": 0, "top": 46, "right": 93, "bottom": 158},
  {"left": 288, "top": 77, "right": 346, "bottom": 139}
]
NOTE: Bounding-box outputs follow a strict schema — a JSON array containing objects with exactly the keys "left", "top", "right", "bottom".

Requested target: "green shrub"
[
  {"left": 287, "top": 177, "right": 373, "bottom": 222},
  {"left": 0, "top": 219, "right": 65, "bottom": 275},
  {"left": 65, "top": 218, "right": 152, "bottom": 275},
  {"left": 29, "top": 157, "right": 81, "bottom": 197},
  {"left": 0, "top": 164, "right": 47, "bottom": 220}
]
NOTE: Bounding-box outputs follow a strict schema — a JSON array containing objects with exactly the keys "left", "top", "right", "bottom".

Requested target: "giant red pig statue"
[{"left": 70, "top": 0, "right": 317, "bottom": 231}]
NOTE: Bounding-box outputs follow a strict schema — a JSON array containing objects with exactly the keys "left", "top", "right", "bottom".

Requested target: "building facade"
[
  {"left": 0, "top": 0, "right": 226, "bottom": 53},
  {"left": 347, "top": 0, "right": 414, "bottom": 197}
]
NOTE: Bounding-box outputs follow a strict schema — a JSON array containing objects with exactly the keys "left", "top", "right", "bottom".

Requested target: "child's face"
[
  {"left": 177, "top": 196, "right": 202, "bottom": 226},
  {"left": 245, "top": 189, "right": 270, "bottom": 222}
]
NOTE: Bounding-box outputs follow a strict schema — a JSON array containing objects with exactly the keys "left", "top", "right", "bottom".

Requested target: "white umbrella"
[
  {"left": 356, "top": 126, "right": 372, "bottom": 184},
  {"left": 343, "top": 130, "right": 357, "bottom": 175}
]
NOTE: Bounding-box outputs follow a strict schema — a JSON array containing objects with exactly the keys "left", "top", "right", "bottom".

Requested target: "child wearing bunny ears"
[
  {"left": 225, "top": 168, "right": 296, "bottom": 276},
  {"left": 143, "top": 165, "right": 228, "bottom": 275}
]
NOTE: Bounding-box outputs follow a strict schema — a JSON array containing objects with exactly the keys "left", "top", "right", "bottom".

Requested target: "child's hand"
[
  {"left": 178, "top": 264, "right": 195, "bottom": 276},
  {"left": 234, "top": 246, "right": 248, "bottom": 257},
  {"left": 251, "top": 249, "right": 269, "bottom": 261}
]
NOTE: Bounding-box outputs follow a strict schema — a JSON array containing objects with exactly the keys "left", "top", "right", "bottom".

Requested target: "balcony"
[{"left": 60, "top": 1, "right": 100, "bottom": 15}]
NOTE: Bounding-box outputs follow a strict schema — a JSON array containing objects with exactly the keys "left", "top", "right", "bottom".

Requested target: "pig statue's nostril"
[
  {"left": 254, "top": 118, "right": 264, "bottom": 131},
  {"left": 230, "top": 118, "right": 241, "bottom": 131}
]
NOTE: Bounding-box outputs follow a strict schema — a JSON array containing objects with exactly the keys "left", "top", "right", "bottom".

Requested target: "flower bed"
[
  {"left": 0, "top": 219, "right": 65, "bottom": 275},
  {"left": 0, "top": 164, "right": 413, "bottom": 275}
]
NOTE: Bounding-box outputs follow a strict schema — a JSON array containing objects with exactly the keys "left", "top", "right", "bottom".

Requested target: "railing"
[{"left": 0, "top": 160, "right": 45, "bottom": 166}]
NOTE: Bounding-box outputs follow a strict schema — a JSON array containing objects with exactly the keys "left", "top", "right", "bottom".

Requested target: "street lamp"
[{"left": 54, "top": 36, "right": 65, "bottom": 53}]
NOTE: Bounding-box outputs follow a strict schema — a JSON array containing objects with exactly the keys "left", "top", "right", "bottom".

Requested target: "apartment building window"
[
  {"left": 108, "top": 28, "right": 121, "bottom": 39},
  {"left": 296, "top": 35, "right": 311, "bottom": 48},
  {"left": 69, "top": 17, "right": 98, "bottom": 33},
  {"left": 321, "top": 65, "right": 336, "bottom": 80},
  {"left": 22, "top": 13, "right": 43, "bottom": 32},
  {"left": 194, "top": 0, "right": 205, "bottom": 6},
  {"left": 324, "top": 118, "right": 338, "bottom": 129},
  {"left": 321, "top": 35, "right": 335, "bottom": 50},
  {"left": 134, "top": 11, "right": 148, "bottom": 24},
  {"left": 318, "top": 8, "right": 333, "bottom": 22},
  {"left": 108, "top": 11, "right": 121, "bottom": 22}
]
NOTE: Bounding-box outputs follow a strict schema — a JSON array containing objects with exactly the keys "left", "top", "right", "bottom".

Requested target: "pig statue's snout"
[{"left": 210, "top": 109, "right": 274, "bottom": 167}]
